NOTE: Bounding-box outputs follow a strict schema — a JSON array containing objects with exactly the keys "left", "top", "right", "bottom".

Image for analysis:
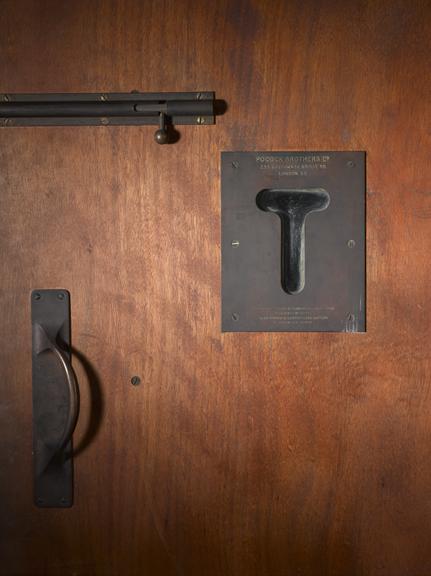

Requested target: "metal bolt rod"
[{"left": 0, "top": 99, "right": 214, "bottom": 118}]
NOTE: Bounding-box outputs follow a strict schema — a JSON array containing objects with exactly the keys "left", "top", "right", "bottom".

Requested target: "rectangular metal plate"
[
  {"left": 32, "top": 289, "right": 73, "bottom": 507},
  {"left": 221, "top": 151, "right": 366, "bottom": 332}
]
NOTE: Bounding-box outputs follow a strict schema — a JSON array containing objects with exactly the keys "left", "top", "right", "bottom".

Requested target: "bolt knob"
[{"left": 154, "top": 128, "right": 169, "bottom": 144}]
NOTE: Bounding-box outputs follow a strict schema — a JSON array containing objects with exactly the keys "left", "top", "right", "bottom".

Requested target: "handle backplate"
[{"left": 31, "top": 289, "right": 76, "bottom": 508}]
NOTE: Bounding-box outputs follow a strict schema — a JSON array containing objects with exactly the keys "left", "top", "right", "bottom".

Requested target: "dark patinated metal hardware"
[
  {"left": 32, "top": 289, "right": 79, "bottom": 507},
  {"left": 221, "top": 151, "right": 366, "bottom": 333},
  {"left": 0, "top": 91, "right": 216, "bottom": 144},
  {"left": 256, "top": 189, "right": 330, "bottom": 294}
]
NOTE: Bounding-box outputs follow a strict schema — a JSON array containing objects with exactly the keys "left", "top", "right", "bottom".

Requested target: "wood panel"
[{"left": 0, "top": 1, "right": 430, "bottom": 574}]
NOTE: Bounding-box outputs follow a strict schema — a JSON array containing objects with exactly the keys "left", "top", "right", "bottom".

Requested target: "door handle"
[
  {"left": 256, "top": 188, "right": 330, "bottom": 294},
  {"left": 33, "top": 323, "right": 79, "bottom": 454},
  {"left": 32, "top": 289, "right": 78, "bottom": 507}
]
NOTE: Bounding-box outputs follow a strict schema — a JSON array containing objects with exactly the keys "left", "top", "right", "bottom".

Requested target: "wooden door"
[{"left": 0, "top": 1, "right": 430, "bottom": 574}]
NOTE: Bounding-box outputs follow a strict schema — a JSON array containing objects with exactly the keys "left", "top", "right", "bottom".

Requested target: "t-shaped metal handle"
[{"left": 256, "top": 188, "right": 330, "bottom": 294}]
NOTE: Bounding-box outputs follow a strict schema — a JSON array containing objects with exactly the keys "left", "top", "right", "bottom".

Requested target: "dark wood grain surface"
[{"left": 0, "top": 1, "right": 430, "bottom": 574}]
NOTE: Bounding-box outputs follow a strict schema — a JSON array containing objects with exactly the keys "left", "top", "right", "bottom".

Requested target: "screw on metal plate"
[
  {"left": 347, "top": 160, "right": 355, "bottom": 168},
  {"left": 57, "top": 292, "right": 65, "bottom": 300},
  {"left": 232, "top": 313, "right": 240, "bottom": 321},
  {"left": 2, "top": 95, "right": 10, "bottom": 102},
  {"left": 197, "top": 117, "right": 205, "bottom": 124},
  {"left": 231, "top": 161, "right": 239, "bottom": 169},
  {"left": 100, "top": 94, "right": 108, "bottom": 101},
  {"left": 347, "top": 239, "right": 356, "bottom": 248},
  {"left": 196, "top": 93, "right": 202, "bottom": 100},
  {"left": 131, "top": 376, "right": 141, "bottom": 386},
  {"left": 345, "top": 313, "right": 357, "bottom": 333},
  {"left": 33, "top": 292, "right": 41, "bottom": 301},
  {"left": 231, "top": 240, "right": 240, "bottom": 247},
  {"left": 100, "top": 117, "right": 109, "bottom": 125}
]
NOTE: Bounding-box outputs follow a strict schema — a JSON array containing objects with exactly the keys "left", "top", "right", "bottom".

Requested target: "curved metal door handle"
[{"left": 34, "top": 323, "right": 80, "bottom": 453}]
